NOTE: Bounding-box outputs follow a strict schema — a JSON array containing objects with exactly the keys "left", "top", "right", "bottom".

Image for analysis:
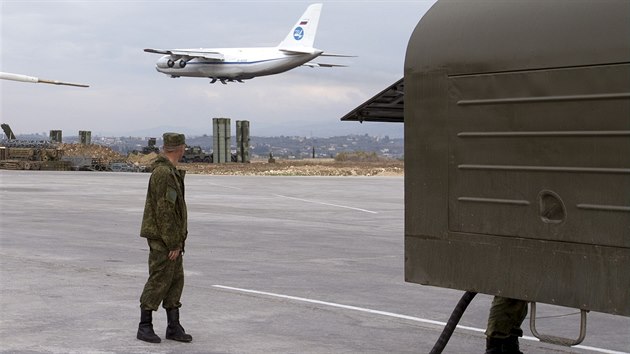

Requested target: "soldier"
[
  {"left": 485, "top": 296, "right": 528, "bottom": 354},
  {"left": 137, "top": 132, "right": 192, "bottom": 343}
]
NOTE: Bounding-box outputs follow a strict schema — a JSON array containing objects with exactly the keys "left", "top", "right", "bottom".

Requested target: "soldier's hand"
[{"left": 168, "top": 249, "right": 181, "bottom": 261}]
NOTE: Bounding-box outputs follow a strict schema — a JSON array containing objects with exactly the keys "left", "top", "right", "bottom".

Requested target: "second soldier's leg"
[{"left": 485, "top": 296, "right": 528, "bottom": 354}]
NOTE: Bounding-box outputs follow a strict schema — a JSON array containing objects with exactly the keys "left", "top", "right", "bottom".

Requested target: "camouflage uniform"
[
  {"left": 139, "top": 154, "right": 188, "bottom": 311},
  {"left": 485, "top": 296, "right": 528, "bottom": 353},
  {"left": 486, "top": 296, "right": 528, "bottom": 339}
]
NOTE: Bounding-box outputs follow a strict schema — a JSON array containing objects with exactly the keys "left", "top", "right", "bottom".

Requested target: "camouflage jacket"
[{"left": 140, "top": 155, "right": 188, "bottom": 251}]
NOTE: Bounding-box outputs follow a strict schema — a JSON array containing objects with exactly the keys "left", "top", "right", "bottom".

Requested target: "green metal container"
[{"left": 404, "top": 0, "right": 630, "bottom": 316}]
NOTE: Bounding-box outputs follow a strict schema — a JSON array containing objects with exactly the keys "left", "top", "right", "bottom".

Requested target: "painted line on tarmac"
[
  {"left": 206, "top": 182, "right": 243, "bottom": 190},
  {"left": 273, "top": 194, "right": 378, "bottom": 214},
  {"left": 213, "top": 285, "right": 628, "bottom": 354}
]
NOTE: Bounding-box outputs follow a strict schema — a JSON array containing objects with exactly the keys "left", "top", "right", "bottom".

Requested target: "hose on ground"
[{"left": 429, "top": 291, "right": 478, "bottom": 354}]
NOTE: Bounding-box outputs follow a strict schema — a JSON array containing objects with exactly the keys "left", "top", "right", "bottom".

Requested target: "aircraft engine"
[{"left": 156, "top": 56, "right": 180, "bottom": 69}]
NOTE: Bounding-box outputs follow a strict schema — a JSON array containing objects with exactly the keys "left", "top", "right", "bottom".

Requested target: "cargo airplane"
[{"left": 144, "top": 3, "right": 351, "bottom": 84}]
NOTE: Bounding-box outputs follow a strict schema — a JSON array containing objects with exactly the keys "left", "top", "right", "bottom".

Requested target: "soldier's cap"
[{"left": 163, "top": 132, "right": 186, "bottom": 147}]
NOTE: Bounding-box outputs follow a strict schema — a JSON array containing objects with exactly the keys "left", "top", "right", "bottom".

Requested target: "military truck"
[
  {"left": 0, "top": 142, "right": 69, "bottom": 170},
  {"left": 0, "top": 124, "right": 69, "bottom": 170},
  {"left": 180, "top": 145, "right": 212, "bottom": 163}
]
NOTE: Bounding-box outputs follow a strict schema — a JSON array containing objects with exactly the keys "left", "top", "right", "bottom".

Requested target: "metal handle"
[{"left": 529, "top": 302, "right": 588, "bottom": 346}]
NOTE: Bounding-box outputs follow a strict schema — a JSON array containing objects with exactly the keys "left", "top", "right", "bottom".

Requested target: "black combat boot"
[
  {"left": 165, "top": 308, "right": 193, "bottom": 342},
  {"left": 485, "top": 336, "right": 524, "bottom": 354},
  {"left": 485, "top": 337, "right": 505, "bottom": 354},
  {"left": 503, "top": 335, "right": 523, "bottom": 354},
  {"left": 137, "top": 309, "right": 161, "bottom": 343}
]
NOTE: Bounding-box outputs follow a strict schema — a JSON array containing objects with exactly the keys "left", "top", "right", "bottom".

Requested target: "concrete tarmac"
[{"left": 1, "top": 170, "right": 628, "bottom": 354}]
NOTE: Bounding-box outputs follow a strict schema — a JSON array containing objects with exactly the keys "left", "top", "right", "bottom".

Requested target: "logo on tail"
[{"left": 293, "top": 27, "right": 305, "bottom": 40}]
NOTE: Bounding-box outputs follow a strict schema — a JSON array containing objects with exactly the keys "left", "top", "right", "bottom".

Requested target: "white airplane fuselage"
[{"left": 155, "top": 47, "right": 323, "bottom": 80}]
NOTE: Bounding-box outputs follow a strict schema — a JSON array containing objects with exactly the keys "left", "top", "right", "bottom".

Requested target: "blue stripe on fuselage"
[{"left": 187, "top": 57, "right": 287, "bottom": 66}]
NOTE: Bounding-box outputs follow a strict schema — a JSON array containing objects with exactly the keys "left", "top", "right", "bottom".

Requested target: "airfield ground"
[{"left": 1, "top": 170, "right": 628, "bottom": 354}]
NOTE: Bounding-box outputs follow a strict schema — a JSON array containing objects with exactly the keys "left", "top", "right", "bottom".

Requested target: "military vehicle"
[
  {"left": 402, "top": 0, "right": 629, "bottom": 349},
  {"left": 110, "top": 161, "right": 138, "bottom": 172},
  {"left": 141, "top": 138, "right": 159, "bottom": 155},
  {"left": 180, "top": 145, "right": 212, "bottom": 163},
  {"left": 0, "top": 124, "right": 69, "bottom": 170}
]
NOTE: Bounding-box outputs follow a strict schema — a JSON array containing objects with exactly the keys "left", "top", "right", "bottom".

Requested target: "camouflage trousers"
[
  {"left": 485, "top": 296, "right": 528, "bottom": 338},
  {"left": 139, "top": 239, "right": 184, "bottom": 311}
]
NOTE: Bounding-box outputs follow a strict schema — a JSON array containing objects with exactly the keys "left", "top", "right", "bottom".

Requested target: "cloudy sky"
[{"left": 1, "top": 0, "right": 436, "bottom": 138}]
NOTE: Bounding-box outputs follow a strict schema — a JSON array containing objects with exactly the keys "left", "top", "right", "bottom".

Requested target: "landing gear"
[{"left": 209, "top": 77, "right": 245, "bottom": 84}]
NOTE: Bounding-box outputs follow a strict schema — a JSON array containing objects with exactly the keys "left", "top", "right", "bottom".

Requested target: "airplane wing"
[
  {"left": 302, "top": 62, "right": 348, "bottom": 68},
  {"left": 144, "top": 48, "right": 224, "bottom": 61}
]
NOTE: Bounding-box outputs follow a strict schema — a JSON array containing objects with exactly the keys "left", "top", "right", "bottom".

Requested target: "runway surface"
[{"left": 1, "top": 171, "right": 628, "bottom": 354}]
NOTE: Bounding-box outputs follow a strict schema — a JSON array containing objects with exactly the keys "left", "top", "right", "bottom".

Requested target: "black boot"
[
  {"left": 137, "top": 309, "right": 161, "bottom": 343},
  {"left": 503, "top": 335, "right": 523, "bottom": 354},
  {"left": 165, "top": 308, "right": 193, "bottom": 342},
  {"left": 485, "top": 336, "right": 524, "bottom": 354},
  {"left": 485, "top": 337, "right": 505, "bottom": 354}
]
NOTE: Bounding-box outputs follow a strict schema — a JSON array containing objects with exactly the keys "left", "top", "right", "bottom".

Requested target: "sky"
[{"left": 1, "top": 0, "right": 436, "bottom": 138}]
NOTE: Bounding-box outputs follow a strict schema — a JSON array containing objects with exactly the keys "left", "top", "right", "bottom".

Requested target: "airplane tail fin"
[{"left": 277, "top": 3, "right": 322, "bottom": 51}]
